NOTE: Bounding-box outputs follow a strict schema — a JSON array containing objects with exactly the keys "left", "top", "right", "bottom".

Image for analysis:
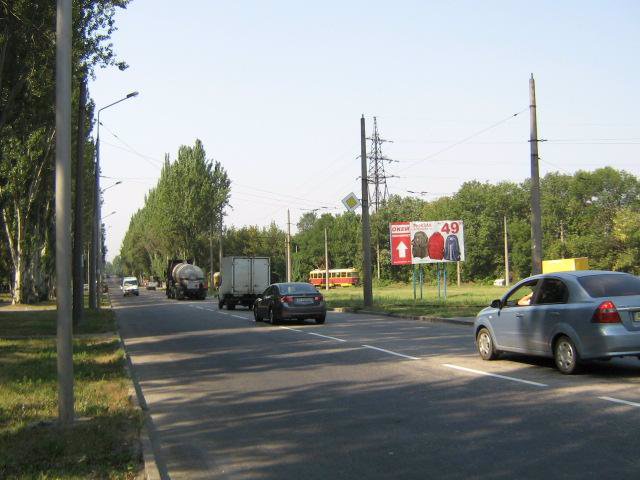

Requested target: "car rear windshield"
[
  {"left": 577, "top": 274, "right": 640, "bottom": 298},
  {"left": 279, "top": 283, "right": 318, "bottom": 295}
]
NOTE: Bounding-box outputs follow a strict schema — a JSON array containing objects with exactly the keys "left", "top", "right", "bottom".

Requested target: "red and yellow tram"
[{"left": 309, "top": 268, "right": 359, "bottom": 288}]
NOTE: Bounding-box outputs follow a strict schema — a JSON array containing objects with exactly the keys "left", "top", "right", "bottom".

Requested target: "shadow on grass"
[
  {"left": 0, "top": 412, "right": 142, "bottom": 479},
  {"left": 0, "top": 308, "right": 116, "bottom": 337}
]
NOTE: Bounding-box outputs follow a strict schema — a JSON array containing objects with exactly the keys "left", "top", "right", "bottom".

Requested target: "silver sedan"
[{"left": 474, "top": 270, "right": 640, "bottom": 374}]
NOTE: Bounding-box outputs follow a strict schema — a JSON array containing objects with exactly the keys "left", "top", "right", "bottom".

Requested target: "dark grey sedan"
[
  {"left": 254, "top": 282, "right": 327, "bottom": 325},
  {"left": 474, "top": 270, "right": 640, "bottom": 374}
]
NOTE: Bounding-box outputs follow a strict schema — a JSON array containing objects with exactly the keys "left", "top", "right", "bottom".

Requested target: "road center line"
[
  {"left": 442, "top": 364, "right": 548, "bottom": 387},
  {"left": 306, "top": 332, "right": 347, "bottom": 342},
  {"left": 362, "top": 344, "right": 420, "bottom": 360},
  {"left": 599, "top": 396, "right": 640, "bottom": 408}
]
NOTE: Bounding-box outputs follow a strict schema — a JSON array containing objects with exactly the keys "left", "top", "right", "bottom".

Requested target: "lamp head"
[{"left": 126, "top": 91, "right": 139, "bottom": 98}]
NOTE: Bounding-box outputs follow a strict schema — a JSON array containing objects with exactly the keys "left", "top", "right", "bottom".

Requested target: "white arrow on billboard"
[{"left": 397, "top": 240, "right": 408, "bottom": 258}]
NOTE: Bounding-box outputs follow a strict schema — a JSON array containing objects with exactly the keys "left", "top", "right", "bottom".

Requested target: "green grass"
[
  {"left": 323, "top": 283, "right": 509, "bottom": 317},
  {"left": 0, "top": 302, "right": 142, "bottom": 479}
]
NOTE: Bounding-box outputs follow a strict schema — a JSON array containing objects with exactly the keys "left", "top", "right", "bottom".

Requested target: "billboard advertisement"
[{"left": 390, "top": 221, "right": 465, "bottom": 265}]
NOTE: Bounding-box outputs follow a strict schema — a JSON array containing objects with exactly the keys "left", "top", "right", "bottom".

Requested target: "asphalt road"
[{"left": 113, "top": 288, "right": 640, "bottom": 480}]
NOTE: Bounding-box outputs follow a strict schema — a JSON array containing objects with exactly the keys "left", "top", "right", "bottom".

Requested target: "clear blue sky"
[{"left": 91, "top": 0, "right": 640, "bottom": 261}]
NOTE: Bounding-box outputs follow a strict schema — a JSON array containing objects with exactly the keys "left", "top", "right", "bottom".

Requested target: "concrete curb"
[
  {"left": 329, "top": 307, "right": 474, "bottom": 326},
  {"left": 116, "top": 324, "right": 163, "bottom": 480}
]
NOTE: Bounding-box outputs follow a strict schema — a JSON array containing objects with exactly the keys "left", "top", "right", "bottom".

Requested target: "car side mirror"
[{"left": 490, "top": 299, "right": 502, "bottom": 309}]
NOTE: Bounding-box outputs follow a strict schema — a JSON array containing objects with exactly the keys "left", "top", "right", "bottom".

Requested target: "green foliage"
[
  {"left": 119, "top": 140, "right": 230, "bottom": 278},
  {"left": 0, "top": 0, "right": 131, "bottom": 303}
]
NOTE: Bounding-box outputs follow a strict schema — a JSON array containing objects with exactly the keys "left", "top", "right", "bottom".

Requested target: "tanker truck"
[{"left": 166, "top": 259, "right": 207, "bottom": 300}]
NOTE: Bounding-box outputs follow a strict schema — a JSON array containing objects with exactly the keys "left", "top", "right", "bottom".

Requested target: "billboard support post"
[{"left": 412, "top": 265, "right": 416, "bottom": 301}]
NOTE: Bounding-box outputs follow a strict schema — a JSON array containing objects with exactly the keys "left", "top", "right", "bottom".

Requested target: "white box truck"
[{"left": 218, "top": 256, "right": 271, "bottom": 310}]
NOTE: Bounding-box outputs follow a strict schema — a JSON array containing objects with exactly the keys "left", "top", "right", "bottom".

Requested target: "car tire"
[
  {"left": 227, "top": 303, "right": 235, "bottom": 310},
  {"left": 254, "top": 307, "right": 263, "bottom": 322},
  {"left": 315, "top": 314, "right": 326, "bottom": 325},
  {"left": 269, "top": 308, "right": 279, "bottom": 325},
  {"left": 476, "top": 328, "right": 498, "bottom": 360},
  {"left": 218, "top": 299, "right": 224, "bottom": 309},
  {"left": 554, "top": 335, "right": 580, "bottom": 375}
]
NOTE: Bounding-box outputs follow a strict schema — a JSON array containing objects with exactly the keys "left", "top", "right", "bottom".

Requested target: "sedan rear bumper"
[
  {"left": 581, "top": 325, "right": 640, "bottom": 359},
  {"left": 278, "top": 303, "right": 326, "bottom": 319}
]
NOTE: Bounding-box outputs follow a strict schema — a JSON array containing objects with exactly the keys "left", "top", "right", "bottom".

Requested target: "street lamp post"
[{"left": 90, "top": 91, "right": 138, "bottom": 310}]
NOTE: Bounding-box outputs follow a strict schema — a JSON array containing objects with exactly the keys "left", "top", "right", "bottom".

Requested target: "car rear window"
[
  {"left": 577, "top": 274, "right": 640, "bottom": 298},
  {"left": 279, "top": 283, "right": 318, "bottom": 294}
]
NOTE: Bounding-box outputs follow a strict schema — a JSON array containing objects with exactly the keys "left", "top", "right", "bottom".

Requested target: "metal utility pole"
[
  {"left": 72, "top": 72, "right": 86, "bottom": 326},
  {"left": 91, "top": 91, "right": 138, "bottom": 310},
  {"left": 529, "top": 74, "right": 543, "bottom": 275},
  {"left": 324, "top": 227, "right": 329, "bottom": 291},
  {"left": 504, "top": 215, "right": 510, "bottom": 287},
  {"left": 56, "top": 0, "right": 74, "bottom": 425},
  {"left": 360, "top": 116, "right": 373, "bottom": 307},
  {"left": 286, "top": 210, "right": 292, "bottom": 282}
]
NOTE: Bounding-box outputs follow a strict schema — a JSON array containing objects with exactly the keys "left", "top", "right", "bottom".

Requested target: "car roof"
[
  {"left": 541, "top": 270, "right": 630, "bottom": 279},
  {"left": 123, "top": 276, "right": 137, "bottom": 281},
  {"left": 273, "top": 282, "right": 313, "bottom": 286}
]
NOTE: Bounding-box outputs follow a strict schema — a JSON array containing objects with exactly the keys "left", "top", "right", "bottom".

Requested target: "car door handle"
[
  {"left": 550, "top": 311, "right": 560, "bottom": 316},
  {"left": 515, "top": 313, "right": 524, "bottom": 318}
]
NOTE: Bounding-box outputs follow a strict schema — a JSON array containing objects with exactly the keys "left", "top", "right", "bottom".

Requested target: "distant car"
[
  {"left": 474, "top": 270, "right": 640, "bottom": 374},
  {"left": 121, "top": 277, "right": 139, "bottom": 297},
  {"left": 146, "top": 279, "right": 158, "bottom": 290},
  {"left": 253, "top": 282, "right": 326, "bottom": 324}
]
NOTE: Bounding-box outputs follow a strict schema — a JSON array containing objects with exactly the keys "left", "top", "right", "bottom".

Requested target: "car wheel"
[
  {"left": 227, "top": 303, "right": 235, "bottom": 310},
  {"left": 554, "top": 335, "right": 580, "bottom": 374},
  {"left": 476, "top": 328, "right": 498, "bottom": 360},
  {"left": 269, "top": 308, "right": 279, "bottom": 325},
  {"left": 315, "top": 314, "right": 326, "bottom": 325},
  {"left": 254, "top": 307, "right": 263, "bottom": 322},
  {"left": 218, "top": 299, "right": 224, "bottom": 309}
]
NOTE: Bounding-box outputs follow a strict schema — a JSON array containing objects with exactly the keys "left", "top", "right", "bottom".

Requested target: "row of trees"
[
  {"left": 116, "top": 166, "right": 639, "bottom": 285},
  {"left": 0, "top": 0, "right": 131, "bottom": 303},
  {"left": 114, "top": 140, "right": 230, "bottom": 279}
]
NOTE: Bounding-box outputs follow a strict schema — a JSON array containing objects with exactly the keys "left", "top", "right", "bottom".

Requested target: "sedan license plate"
[
  {"left": 634, "top": 311, "right": 640, "bottom": 322},
  {"left": 188, "top": 281, "right": 199, "bottom": 289},
  {"left": 295, "top": 298, "right": 313, "bottom": 305}
]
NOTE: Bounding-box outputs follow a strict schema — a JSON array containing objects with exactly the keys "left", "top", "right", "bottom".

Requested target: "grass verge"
[
  {"left": 323, "top": 283, "right": 509, "bottom": 318},
  {"left": 0, "top": 302, "right": 142, "bottom": 479}
]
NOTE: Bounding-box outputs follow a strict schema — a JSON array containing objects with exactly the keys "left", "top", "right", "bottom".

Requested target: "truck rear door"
[
  {"left": 232, "top": 258, "right": 251, "bottom": 294},
  {"left": 251, "top": 258, "right": 271, "bottom": 294}
]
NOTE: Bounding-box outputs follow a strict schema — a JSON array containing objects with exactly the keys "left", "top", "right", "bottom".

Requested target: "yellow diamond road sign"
[{"left": 342, "top": 192, "right": 361, "bottom": 212}]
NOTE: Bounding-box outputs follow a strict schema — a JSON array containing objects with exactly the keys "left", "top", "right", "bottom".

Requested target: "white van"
[{"left": 122, "top": 276, "right": 139, "bottom": 296}]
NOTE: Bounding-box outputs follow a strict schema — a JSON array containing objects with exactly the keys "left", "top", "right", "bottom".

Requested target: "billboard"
[{"left": 390, "top": 221, "right": 465, "bottom": 265}]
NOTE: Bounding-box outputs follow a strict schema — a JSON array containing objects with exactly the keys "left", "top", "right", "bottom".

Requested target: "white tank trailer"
[{"left": 166, "top": 259, "right": 207, "bottom": 300}]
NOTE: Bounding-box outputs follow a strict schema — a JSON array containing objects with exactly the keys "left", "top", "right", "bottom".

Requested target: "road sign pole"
[
  {"left": 419, "top": 266, "right": 423, "bottom": 300},
  {"left": 412, "top": 265, "right": 416, "bottom": 301},
  {"left": 444, "top": 266, "right": 447, "bottom": 301}
]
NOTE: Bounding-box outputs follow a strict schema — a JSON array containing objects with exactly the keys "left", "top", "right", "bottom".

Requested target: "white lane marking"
[
  {"left": 218, "top": 312, "right": 231, "bottom": 316},
  {"left": 599, "top": 396, "right": 640, "bottom": 408},
  {"left": 362, "top": 344, "right": 420, "bottom": 360},
  {"left": 280, "top": 326, "right": 303, "bottom": 333},
  {"left": 306, "top": 332, "right": 347, "bottom": 342},
  {"left": 442, "top": 364, "right": 548, "bottom": 387},
  {"left": 231, "top": 314, "right": 247, "bottom": 320}
]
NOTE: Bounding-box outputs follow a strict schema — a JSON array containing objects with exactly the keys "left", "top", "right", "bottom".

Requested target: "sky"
[{"left": 90, "top": 0, "right": 640, "bottom": 261}]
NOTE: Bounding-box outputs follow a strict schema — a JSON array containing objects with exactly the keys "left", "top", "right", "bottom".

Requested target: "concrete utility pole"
[
  {"left": 218, "top": 208, "right": 224, "bottom": 274},
  {"left": 72, "top": 72, "right": 86, "bottom": 326},
  {"left": 504, "top": 215, "right": 510, "bottom": 287},
  {"left": 209, "top": 224, "right": 213, "bottom": 290},
  {"left": 324, "top": 227, "right": 329, "bottom": 291},
  {"left": 56, "top": 0, "right": 74, "bottom": 425},
  {"left": 360, "top": 116, "right": 373, "bottom": 307},
  {"left": 286, "top": 210, "right": 292, "bottom": 282},
  {"left": 529, "top": 74, "right": 543, "bottom": 275}
]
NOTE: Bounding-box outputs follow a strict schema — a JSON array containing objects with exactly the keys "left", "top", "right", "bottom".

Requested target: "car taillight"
[
  {"left": 593, "top": 300, "right": 621, "bottom": 323},
  {"left": 314, "top": 295, "right": 323, "bottom": 302},
  {"left": 281, "top": 295, "right": 294, "bottom": 303}
]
